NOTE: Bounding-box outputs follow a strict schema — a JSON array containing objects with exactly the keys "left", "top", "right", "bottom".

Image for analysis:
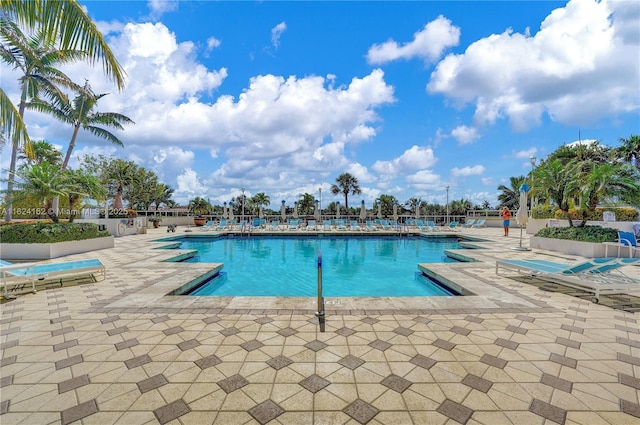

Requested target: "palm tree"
[
  {"left": 29, "top": 80, "right": 134, "bottom": 169},
  {"left": 248, "top": 192, "right": 270, "bottom": 214},
  {"left": 615, "top": 135, "right": 640, "bottom": 173},
  {"left": 532, "top": 159, "right": 575, "bottom": 224},
  {"left": 11, "top": 162, "right": 68, "bottom": 222},
  {"left": 1, "top": 19, "right": 84, "bottom": 221},
  {"left": 330, "top": 173, "right": 361, "bottom": 211},
  {"left": 376, "top": 194, "right": 396, "bottom": 217},
  {"left": 188, "top": 197, "right": 211, "bottom": 216},
  {"left": 298, "top": 193, "right": 315, "bottom": 215},
  {"left": 1, "top": 0, "right": 126, "bottom": 221},
  {"left": 104, "top": 159, "right": 137, "bottom": 210},
  {"left": 66, "top": 168, "right": 105, "bottom": 222},
  {"left": 18, "top": 139, "right": 62, "bottom": 167},
  {"left": 151, "top": 184, "right": 174, "bottom": 213},
  {"left": 497, "top": 176, "right": 526, "bottom": 209}
]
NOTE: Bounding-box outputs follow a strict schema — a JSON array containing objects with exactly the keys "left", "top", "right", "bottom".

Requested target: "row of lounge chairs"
[{"left": 198, "top": 218, "right": 473, "bottom": 232}]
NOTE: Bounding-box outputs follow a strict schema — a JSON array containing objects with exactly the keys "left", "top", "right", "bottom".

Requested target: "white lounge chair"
[
  {"left": 462, "top": 219, "right": 475, "bottom": 228},
  {"left": 1, "top": 258, "right": 106, "bottom": 299},
  {"left": 306, "top": 220, "right": 317, "bottom": 231},
  {"left": 496, "top": 257, "right": 640, "bottom": 303},
  {"left": 471, "top": 219, "right": 486, "bottom": 228}
]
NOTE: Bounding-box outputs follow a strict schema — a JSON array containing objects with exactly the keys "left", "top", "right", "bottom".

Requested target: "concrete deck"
[{"left": 1, "top": 227, "right": 639, "bottom": 424}]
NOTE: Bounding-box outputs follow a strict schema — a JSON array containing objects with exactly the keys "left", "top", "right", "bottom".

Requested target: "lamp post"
[
  {"left": 445, "top": 185, "right": 450, "bottom": 225},
  {"left": 318, "top": 187, "right": 322, "bottom": 214},
  {"left": 529, "top": 156, "right": 536, "bottom": 209},
  {"left": 241, "top": 187, "right": 245, "bottom": 220}
]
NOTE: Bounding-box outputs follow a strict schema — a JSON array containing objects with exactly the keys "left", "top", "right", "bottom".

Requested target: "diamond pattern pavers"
[
  {"left": 436, "top": 399, "right": 473, "bottom": 425},
  {"left": 343, "top": 399, "right": 379, "bottom": 424},
  {"left": 218, "top": 374, "right": 249, "bottom": 393},
  {"left": 153, "top": 399, "right": 190, "bottom": 425},
  {"left": 304, "top": 340, "right": 328, "bottom": 352},
  {"left": 240, "top": 339, "right": 264, "bottom": 351},
  {"left": 299, "top": 374, "right": 330, "bottom": 393},
  {"left": 137, "top": 374, "right": 169, "bottom": 393},
  {"left": 220, "top": 326, "right": 240, "bottom": 336},
  {"left": 529, "top": 399, "right": 567, "bottom": 424},
  {"left": 61, "top": 400, "right": 98, "bottom": 425},
  {"left": 249, "top": 400, "right": 285, "bottom": 424},
  {"left": 338, "top": 355, "right": 365, "bottom": 370},
  {"left": 195, "top": 354, "right": 222, "bottom": 370},
  {"left": 381, "top": 374, "right": 412, "bottom": 393},
  {"left": 277, "top": 327, "right": 298, "bottom": 337},
  {"left": 266, "top": 355, "right": 294, "bottom": 370},
  {"left": 336, "top": 326, "right": 356, "bottom": 337},
  {"left": 368, "top": 339, "right": 392, "bottom": 351}
]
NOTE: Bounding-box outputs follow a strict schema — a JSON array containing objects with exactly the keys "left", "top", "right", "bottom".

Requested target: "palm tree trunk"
[
  {"left": 62, "top": 125, "right": 81, "bottom": 169},
  {"left": 5, "top": 88, "right": 29, "bottom": 222}
]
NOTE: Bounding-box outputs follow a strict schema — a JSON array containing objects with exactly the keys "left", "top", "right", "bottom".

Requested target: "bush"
[
  {"left": 535, "top": 226, "right": 618, "bottom": 243},
  {"left": 0, "top": 222, "right": 111, "bottom": 244},
  {"left": 531, "top": 205, "right": 556, "bottom": 219}
]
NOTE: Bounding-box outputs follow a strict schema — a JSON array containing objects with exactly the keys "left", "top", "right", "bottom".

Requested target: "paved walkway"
[{"left": 1, "top": 228, "right": 639, "bottom": 424}]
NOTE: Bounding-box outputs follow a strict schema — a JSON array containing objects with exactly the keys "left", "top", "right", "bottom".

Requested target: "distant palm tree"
[
  {"left": 188, "top": 197, "right": 211, "bottom": 216},
  {"left": 298, "top": 193, "right": 315, "bottom": 215},
  {"left": 330, "top": 173, "right": 361, "bottom": 211},
  {"left": 18, "top": 140, "right": 62, "bottom": 167},
  {"left": 497, "top": 176, "right": 526, "bottom": 209},
  {"left": 615, "top": 135, "right": 640, "bottom": 173},
  {"left": 249, "top": 192, "right": 270, "bottom": 213},
  {"left": 66, "top": 168, "right": 105, "bottom": 222}
]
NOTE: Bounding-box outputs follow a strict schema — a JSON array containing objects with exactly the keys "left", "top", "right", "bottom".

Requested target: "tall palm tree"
[
  {"left": 29, "top": 80, "right": 134, "bottom": 169},
  {"left": 376, "top": 194, "right": 396, "bottom": 217},
  {"left": 152, "top": 184, "right": 174, "bottom": 212},
  {"left": 105, "top": 159, "right": 137, "bottom": 210},
  {"left": 330, "top": 172, "right": 361, "bottom": 211},
  {"left": 1, "top": 0, "right": 126, "bottom": 221},
  {"left": 497, "top": 176, "right": 526, "bottom": 209},
  {"left": 249, "top": 192, "right": 270, "bottom": 213},
  {"left": 532, "top": 159, "right": 575, "bottom": 224},
  {"left": 1, "top": 19, "right": 84, "bottom": 220}
]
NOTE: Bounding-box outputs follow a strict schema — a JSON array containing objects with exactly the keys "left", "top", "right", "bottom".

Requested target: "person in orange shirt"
[{"left": 500, "top": 206, "right": 511, "bottom": 237}]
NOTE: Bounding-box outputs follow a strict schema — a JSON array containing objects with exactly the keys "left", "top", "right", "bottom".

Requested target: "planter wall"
[
  {"left": 530, "top": 236, "right": 606, "bottom": 257},
  {"left": 0, "top": 236, "right": 114, "bottom": 260},
  {"left": 527, "top": 218, "right": 640, "bottom": 235}
]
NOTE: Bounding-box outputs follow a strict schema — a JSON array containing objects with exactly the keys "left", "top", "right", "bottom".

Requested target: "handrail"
[{"left": 315, "top": 251, "right": 325, "bottom": 325}]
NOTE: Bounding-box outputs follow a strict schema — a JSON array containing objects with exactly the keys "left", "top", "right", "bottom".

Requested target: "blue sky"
[{"left": 3, "top": 0, "right": 639, "bottom": 208}]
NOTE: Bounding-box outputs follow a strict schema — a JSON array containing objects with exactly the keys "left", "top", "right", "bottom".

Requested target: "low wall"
[
  {"left": 0, "top": 236, "right": 114, "bottom": 260},
  {"left": 530, "top": 236, "right": 606, "bottom": 257}
]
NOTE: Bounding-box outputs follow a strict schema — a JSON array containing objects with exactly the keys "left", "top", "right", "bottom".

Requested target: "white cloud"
[
  {"left": 450, "top": 165, "right": 485, "bottom": 177},
  {"left": 372, "top": 145, "right": 437, "bottom": 175},
  {"left": 206, "top": 37, "right": 221, "bottom": 50},
  {"left": 481, "top": 177, "right": 495, "bottom": 186},
  {"left": 346, "top": 162, "right": 377, "bottom": 184},
  {"left": 450, "top": 125, "right": 480, "bottom": 145},
  {"left": 513, "top": 147, "right": 538, "bottom": 159},
  {"left": 271, "top": 21, "right": 287, "bottom": 48},
  {"left": 147, "top": 0, "right": 179, "bottom": 20},
  {"left": 405, "top": 169, "right": 442, "bottom": 190},
  {"left": 175, "top": 168, "right": 208, "bottom": 201},
  {"left": 428, "top": 0, "right": 640, "bottom": 130},
  {"left": 367, "top": 16, "right": 460, "bottom": 64}
]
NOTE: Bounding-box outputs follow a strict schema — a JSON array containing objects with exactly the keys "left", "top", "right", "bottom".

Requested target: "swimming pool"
[{"left": 176, "top": 235, "right": 459, "bottom": 297}]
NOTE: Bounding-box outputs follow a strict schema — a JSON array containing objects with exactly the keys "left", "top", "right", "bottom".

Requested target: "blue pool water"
[{"left": 179, "top": 236, "right": 459, "bottom": 297}]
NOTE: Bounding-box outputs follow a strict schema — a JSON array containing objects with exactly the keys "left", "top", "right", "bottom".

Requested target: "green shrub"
[
  {"left": 611, "top": 207, "right": 639, "bottom": 221},
  {"left": 0, "top": 222, "right": 111, "bottom": 244},
  {"left": 531, "top": 205, "right": 556, "bottom": 219},
  {"left": 535, "top": 226, "right": 618, "bottom": 243}
]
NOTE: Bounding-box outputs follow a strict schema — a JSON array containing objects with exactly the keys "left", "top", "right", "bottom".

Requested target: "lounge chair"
[
  {"left": 269, "top": 221, "right": 281, "bottom": 231},
  {"left": 471, "top": 219, "right": 486, "bottom": 228},
  {"left": 442, "top": 221, "right": 461, "bottom": 232},
  {"left": 321, "top": 221, "right": 333, "bottom": 231},
  {"left": 306, "top": 220, "right": 317, "bottom": 231},
  {"left": 415, "top": 220, "right": 432, "bottom": 231},
  {"left": 288, "top": 219, "right": 300, "bottom": 230},
  {"left": 199, "top": 220, "right": 215, "bottom": 231},
  {"left": 1, "top": 258, "right": 106, "bottom": 299},
  {"left": 426, "top": 220, "right": 440, "bottom": 231},
  {"left": 349, "top": 220, "right": 362, "bottom": 231},
  {"left": 462, "top": 219, "right": 476, "bottom": 228},
  {"left": 603, "top": 231, "right": 640, "bottom": 258},
  {"left": 215, "top": 219, "right": 228, "bottom": 231},
  {"left": 496, "top": 257, "right": 640, "bottom": 303},
  {"left": 336, "top": 219, "right": 347, "bottom": 231},
  {"left": 365, "top": 221, "right": 378, "bottom": 231}
]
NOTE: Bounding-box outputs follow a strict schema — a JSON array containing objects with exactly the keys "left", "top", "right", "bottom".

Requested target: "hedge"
[
  {"left": 532, "top": 206, "right": 639, "bottom": 221},
  {"left": 0, "top": 222, "right": 111, "bottom": 244},
  {"left": 535, "top": 226, "right": 618, "bottom": 243}
]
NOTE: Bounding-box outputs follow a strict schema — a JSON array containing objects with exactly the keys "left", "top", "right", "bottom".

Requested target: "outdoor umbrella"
[
  {"left": 314, "top": 200, "right": 320, "bottom": 221},
  {"left": 359, "top": 200, "right": 366, "bottom": 221},
  {"left": 223, "top": 202, "right": 228, "bottom": 219},
  {"left": 336, "top": 202, "right": 340, "bottom": 219},
  {"left": 228, "top": 203, "right": 234, "bottom": 221},
  {"left": 393, "top": 202, "right": 398, "bottom": 221},
  {"left": 414, "top": 203, "right": 420, "bottom": 220},
  {"left": 513, "top": 184, "right": 530, "bottom": 251},
  {"left": 293, "top": 202, "right": 299, "bottom": 219},
  {"left": 280, "top": 200, "right": 286, "bottom": 221},
  {"left": 377, "top": 202, "right": 382, "bottom": 219},
  {"left": 258, "top": 204, "right": 263, "bottom": 219}
]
